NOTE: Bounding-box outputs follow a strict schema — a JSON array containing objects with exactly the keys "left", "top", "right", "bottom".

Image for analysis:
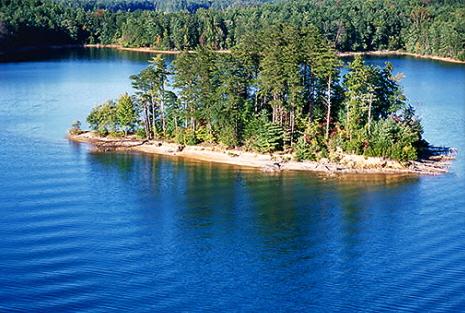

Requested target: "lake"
[{"left": 0, "top": 48, "right": 464, "bottom": 312}]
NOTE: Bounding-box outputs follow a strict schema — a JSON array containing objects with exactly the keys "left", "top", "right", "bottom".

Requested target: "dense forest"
[
  {"left": 53, "top": 0, "right": 274, "bottom": 12},
  {"left": 74, "top": 26, "right": 426, "bottom": 162},
  {"left": 1, "top": 0, "right": 464, "bottom": 60}
]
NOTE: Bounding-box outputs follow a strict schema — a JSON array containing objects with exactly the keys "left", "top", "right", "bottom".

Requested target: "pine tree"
[{"left": 116, "top": 93, "right": 137, "bottom": 136}]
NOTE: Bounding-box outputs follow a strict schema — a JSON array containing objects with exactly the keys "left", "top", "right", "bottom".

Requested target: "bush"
[
  {"left": 69, "top": 120, "right": 82, "bottom": 135},
  {"left": 175, "top": 128, "right": 199, "bottom": 145},
  {"left": 87, "top": 101, "right": 118, "bottom": 135},
  {"left": 135, "top": 128, "right": 146, "bottom": 139},
  {"left": 255, "top": 122, "right": 284, "bottom": 153},
  {"left": 294, "top": 137, "right": 313, "bottom": 161},
  {"left": 293, "top": 121, "right": 327, "bottom": 161},
  {"left": 195, "top": 126, "right": 215, "bottom": 143},
  {"left": 243, "top": 113, "right": 284, "bottom": 153},
  {"left": 217, "top": 124, "right": 239, "bottom": 147},
  {"left": 363, "top": 117, "right": 422, "bottom": 161}
]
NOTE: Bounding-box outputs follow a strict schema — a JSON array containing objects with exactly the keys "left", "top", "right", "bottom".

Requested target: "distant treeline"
[
  {"left": 52, "top": 0, "right": 273, "bottom": 12},
  {"left": 1, "top": 0, "right": 464, "bottom": 60}
]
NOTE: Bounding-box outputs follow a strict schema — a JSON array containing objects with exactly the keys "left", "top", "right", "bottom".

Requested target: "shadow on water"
[
  {"left": 2, "top": 48, "right": 465, "bottom": 312},
  {"left": 85, "top": 150, "right": 421, "bottom": 245},
  {"left": 0, "top": 47, "right": 167, "bottom": 63}
]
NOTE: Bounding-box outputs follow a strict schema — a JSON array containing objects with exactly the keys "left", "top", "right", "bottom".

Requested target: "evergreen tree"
[{"left": 116, "top": 93, "right": 137, "bottom": 136}]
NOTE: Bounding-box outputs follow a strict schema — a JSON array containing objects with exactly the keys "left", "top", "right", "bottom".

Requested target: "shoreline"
[
  {"left": 2, "top": 44, "right": 463, "bottom": 65},
  {"left": 84, "top": 45, "right": 465, "bottom": 64},
  {"left": 84, "top": 44, "right": 232, "bottom": 55},
  {"left": 337, "top": 50, "right": 465, "bottom": 65},
  {"left": 68, "top": 131, "right": 455, "bottom": 176}
]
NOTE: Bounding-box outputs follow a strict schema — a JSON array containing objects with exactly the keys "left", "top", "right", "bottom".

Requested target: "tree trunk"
[
  {"left": 143, "top": 102, "right": 151, "bottom": 140},
  {"left": 150, "top": 93, "right": 156, "bottom": 138},
  {"left": 308, "top": 71, "right": 314, "bottom": 123},
  {"left": 367, "top": 93, "right": 373, "bottom": 134},
  {"left": 346, "top": 98, "right": 351, "bottom": 141},
  {"left": 160, "top": 83, "right": 166, "bottom": 136},
  {"left": 325, "top": 76, "right": 332, "bottom": 140},
  {"left": 290, "top": 107, "right": 295, "bottom": 145}
]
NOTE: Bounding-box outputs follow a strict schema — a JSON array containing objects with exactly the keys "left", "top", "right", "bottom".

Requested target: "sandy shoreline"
[
  {"left": 68, "top": 131, "right": 455, "bottom": 176},
  {"left": 2, "top": 44, "right": 463, "bottom": 65},
  {"left": 84, "top": 44, "right": 231, "bottom": 55},
  {"left": 84, "top": 45, "right": 465, "bottom": 64},
  {"left": 337, "top": 50, "right": 465, "bottom": 65}
]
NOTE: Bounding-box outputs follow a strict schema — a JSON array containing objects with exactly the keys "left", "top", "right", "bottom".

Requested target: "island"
[{"left": 68, "top": 26, "right": 456, "bottom": 175}]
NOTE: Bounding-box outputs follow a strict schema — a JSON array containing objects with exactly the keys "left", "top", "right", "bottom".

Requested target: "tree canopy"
[{"left": 83, "top": 25, "right": 426, "bottom": 162}]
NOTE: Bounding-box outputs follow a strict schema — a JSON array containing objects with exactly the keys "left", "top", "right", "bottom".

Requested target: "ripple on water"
[{"left": 1, "top": 50, "right": 465, "bottom": 312}]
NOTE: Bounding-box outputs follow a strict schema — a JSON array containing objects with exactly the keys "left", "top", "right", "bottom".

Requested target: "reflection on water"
[{"left": 0, "top": 49, "right": 464, "bottom": 312}]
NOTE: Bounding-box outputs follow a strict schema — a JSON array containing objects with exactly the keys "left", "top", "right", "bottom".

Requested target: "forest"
[
  {"left": 53, "top": 0, "right": 274, "bottom": 12},
  {"left": 74, "top": 26, "right": 426, "bottom": 162},
  {"left": 0, "top": 0, "right": 464, "bottom": 60}
]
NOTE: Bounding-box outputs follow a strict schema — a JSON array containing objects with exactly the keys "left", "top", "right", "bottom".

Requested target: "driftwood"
[{"left": 90, "top": 138, "right": 148, "bottom": 152}]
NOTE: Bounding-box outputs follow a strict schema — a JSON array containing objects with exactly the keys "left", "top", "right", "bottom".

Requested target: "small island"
[{"left": 69, "top": 26, "right": 456, "bottom": 175}]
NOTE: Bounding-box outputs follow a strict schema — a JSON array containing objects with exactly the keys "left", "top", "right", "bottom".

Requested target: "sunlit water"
[{"left": 0, "top": 49, "right": 464, "bottom": 312}]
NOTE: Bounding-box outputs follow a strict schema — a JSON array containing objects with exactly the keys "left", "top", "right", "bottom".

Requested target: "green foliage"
[
  {"left": 293, "top": 122, "right": 327, "bottom": 161},
  {"left": 244, "top": 113, "right": 283, "bottom": 153},
  {"left": 294, "top": 137, "right": 313, "bottom": 162},
  {"left": 135, "top": 127, "right": 146, "bottom": 139},
  {"left": 195, "top": 126, "right": 215, "bottom": 143},
  {"left": 364, "top": 112, "right": 423, "bottom": 161},
  {"left": 79, "top": 23, "right": 424, "bottom": 162},
  {"left": 86, "top": 100, "right": 118, "bottom": 136},
  {"left": 130, "top": 55, "right": 169, "bottom": 139},
  {"left": 2, "top": 0, "right": 464, "bottom": 61},
  {"left": 116, "top": 93, "right": 137, "bottom": 135},
  {"left": 175, "top": 128, "right": 199, "bottom": 145}
]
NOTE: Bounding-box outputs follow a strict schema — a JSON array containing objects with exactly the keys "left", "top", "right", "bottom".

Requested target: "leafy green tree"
[
  {"left": 116, "top": 93, "right": 137, "bottom": 136},
  {"left": 87, "top": 100, "right": 118, "bottom": 136}
]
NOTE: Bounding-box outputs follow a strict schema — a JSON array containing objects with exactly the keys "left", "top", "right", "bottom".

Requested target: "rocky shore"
[{"left": 68, "top": 131, "right": 456, "bottom": 176}]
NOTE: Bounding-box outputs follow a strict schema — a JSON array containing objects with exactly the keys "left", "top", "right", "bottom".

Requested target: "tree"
[
  {"left": 149, "top": 55, "right": 169, "bottom": 136},
  {"left": 86, "top": 100, "right": 118, "bottom": 135},
  {"left": 130, "top": 56, "right": 168, "bottom": 139},
  {"left": 116, "top": 93, "right": 137, "bottom": 136},
  {"left": 312, "top": 42, "right": 341, "bottom": 139}
]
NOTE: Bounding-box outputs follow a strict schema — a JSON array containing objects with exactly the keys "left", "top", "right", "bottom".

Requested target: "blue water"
[{"left": 0, "top": 49, "right": 464, "bottom": 312}]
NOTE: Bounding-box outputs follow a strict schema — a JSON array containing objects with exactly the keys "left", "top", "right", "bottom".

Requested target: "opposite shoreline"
[
  {"left": 68, "top": 131, "right": 455, "bottom": 176},
  {"left": 84, "top": 44, "right": 465, "bottom": 64},
  {"left": 1, "top": 44, "right": 464, "bottom": 65}
]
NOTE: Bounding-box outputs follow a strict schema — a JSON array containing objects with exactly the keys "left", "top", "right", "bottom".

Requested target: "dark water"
[{"left": 1, "top": 49, "right": 464, "bottom": 312}]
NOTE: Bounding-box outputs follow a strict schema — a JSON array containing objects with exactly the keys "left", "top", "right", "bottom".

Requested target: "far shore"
[
  {"left": 68, "top": 131, "right": 455, "bottom": 176},
  {"left": 1, "top": 44, "right": 463, "bottom": 65},
  {"left": 338, "top": 50, "right": 465, "bottom": 65},
  {"left": 84, "top": 44, "right": 465, "bottom": 64}
]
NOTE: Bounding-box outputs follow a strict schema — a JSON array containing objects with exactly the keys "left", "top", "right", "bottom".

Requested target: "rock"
[
  {"left": 319, "top": 158, "right": 329, "bottom": 164},
  {"left": 261, "top": 163, "right": 281, "bottom": 172}
]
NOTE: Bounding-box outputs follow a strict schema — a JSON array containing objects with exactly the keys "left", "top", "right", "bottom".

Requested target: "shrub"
[
  {"left": 243, "top": 113, "right": 284, "bottom": 153},
  {"left": 175, "top": 128, "right": 199, "bottom": 145},
  {"left": 135, "top": 128, "right": 146, "bottom": 139},
  {"left": 87, "top": 100, "right": 118, "bottom": 136},
  {"left": 363, "top": 117, "right": 422, "bottom": 161},
  {"left": 293, "top": 121, "right": 327, "bottom": 161},
  {"left": 69, "top": 120, "right": 82, "bottom": 135},
  {"left": 195, "top": 126, "right": 215, "bottom": 143},
  {"left": 294, "top": 137, "right": 313, "bottom": 161},
  {"left": 217, "top": 124, "right": 239, "bottom": 147}
]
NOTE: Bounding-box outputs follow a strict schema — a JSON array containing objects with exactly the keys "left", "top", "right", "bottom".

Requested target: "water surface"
[{"left": 0, "top": 49, "right": 464, "bottom": 312}]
